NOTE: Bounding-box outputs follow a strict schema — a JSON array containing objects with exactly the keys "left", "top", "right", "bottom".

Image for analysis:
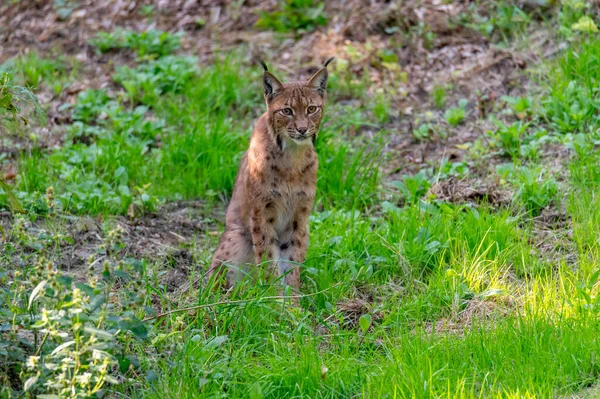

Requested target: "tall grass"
[
  {"left": 5, "top": 55, "right": 384, "bottom": 214},
  {"left": 542, "top": 36, "right": 600, "bottom": 134}
]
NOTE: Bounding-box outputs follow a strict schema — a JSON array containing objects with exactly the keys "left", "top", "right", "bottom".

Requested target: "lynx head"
[{"left": 258, "top": 57, "right": 333, "bottom": 145}]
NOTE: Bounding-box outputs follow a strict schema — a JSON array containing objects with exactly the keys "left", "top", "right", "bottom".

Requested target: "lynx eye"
[
  {"left": 307, "top": 106, "right": 317, "bottom": 114},
  {"left": 280, "top": 108, "right": 294, "bottom": 116}
]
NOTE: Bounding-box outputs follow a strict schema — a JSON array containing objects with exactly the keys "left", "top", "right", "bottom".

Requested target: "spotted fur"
[{"left": 208, "top": 59, "right": 333, "bottom": 295}]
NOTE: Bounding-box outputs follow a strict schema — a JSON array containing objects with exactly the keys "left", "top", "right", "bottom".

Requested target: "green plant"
[
  {"left": 502, "top": 95, "right": 533, "bottom": 120},
  {"left": 141, "top": 5, "right": 155, "bottom": 18},
  {"left": 256, "top": 0, "right": 327, "bottom": 34},
  {"left": 114, "top": 56, "right": 198, "bottom": 104},
  {"left": 53, "top": 0, "right": 77, "bottom": 20},
  {"left": 559, "top": 0, "right": 591, "bottom": 34},
  {"left": 412, "top": 123, "right": 433, "bottom": 141},
  {"left": 90, "top": 29, "right": 182, "bottom": 58},
  {"left": 0, "top": 73, "right": 43, "bottom": 134},
  {"left": 1, "top": 52, "right": 78, "bottom": 96},
  {"left": 410, "top": 21, "right": 437, "bottom": 50},
  {"left": 542, "top": 36, "right": 600, "bottom": 134},
  {"left": 69, "top": 89, "right": 114, "bottom": 123},
  {"left": 513, "top": 166, "right": 558, "bottom": 216},
  {"left": 17, "top": 53, "right": 67, "bottom": 89},
  {"left": 389, "top": 171, "right": 431, "bottom": 205},
  {"left": 432, "top": 85, "right": 447, "bottom": 109},
  {"left": 1, "top": 224, "right": 149, "bottom": 396},
  {"left": 493, "top": 3, "right": 531, "bottom": 41},
  {"left": 316, "top": 128, "right": 383, "bottom": 209},
  {"left": 373, "top": 93, "right": 391, "bottom": 124},
  {"left": 462, "top": 1, "right": 532, "bottom": 42},
  {"left": 487, "top": 120, "right": 529, "bottom": 159},
  {"left": 433, "top": 160, "right": 470, "bottom": 180},
  {"left": 445, "top": 99, "right": 467, "bottom": 127}
]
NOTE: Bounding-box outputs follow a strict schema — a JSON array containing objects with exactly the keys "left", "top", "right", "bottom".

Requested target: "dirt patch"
[
  {"left": 427, "top": 177, "right": 512, "bottom": 207},
  {"left": 336, "top": 282, "right": 401, "bottom": 330},
  {"left": 0, "top": 201, "right": 215, "bottom": 283},
  {"left": 337, "top": 298, "right": 372, "bottom": 329},
  {"left": 114, "top": 200, "right": 212, "bottom": 258}
]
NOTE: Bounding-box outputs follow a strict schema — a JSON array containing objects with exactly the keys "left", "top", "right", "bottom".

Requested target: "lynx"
[{"left": 208, "top": 57, "right": 334, "bottom": 294}]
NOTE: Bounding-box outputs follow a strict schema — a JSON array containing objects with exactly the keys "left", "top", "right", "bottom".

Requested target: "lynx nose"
[{"left": 297, "top": 127, "right": 308, "bottom": 135}]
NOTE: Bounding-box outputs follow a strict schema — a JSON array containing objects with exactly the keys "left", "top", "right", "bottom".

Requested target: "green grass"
[
  {"left": 4, "top": 6, "right": 600, "bottom": 398},
  {"left": 3, "top": 54, "right": 384, "bottom": 214},
  {"left": 90, "top": 29, "right": 182, "bottom": 58},
  {"left": 255, "top": 0, "right": 327, "bottom": 34},
  {"left": 445, "top": 99, "right": 468, "bottom": 127},
  {"left": 134, "top": 199, "right": 598, "bottom": 398},
  {"left": 143, "top": 315, "right": 600, "bottom": 398},
  {"left": 542, "top": 36, "right": 600, "bottom": 134},
  {"left": 0, "top": 51, "right": 79, "bottom": 95}
]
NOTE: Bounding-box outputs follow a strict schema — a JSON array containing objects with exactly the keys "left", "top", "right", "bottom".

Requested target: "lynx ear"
[
  {"left": 308, "top": 57, "right": 334, "bottom": 96},
  {"left": 263, "top": 71, "right": 284, "bottom": 99},
  {"left": 256, "top": 57, "right": 284, "bottom": 99},
  {"left": 307, "top": 68, "right": 328, "bottom": 96}
]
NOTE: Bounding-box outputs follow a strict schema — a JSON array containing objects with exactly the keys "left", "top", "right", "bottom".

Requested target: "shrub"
[{"left": 1, "top": 223, "right": 149, "bottom": 396}]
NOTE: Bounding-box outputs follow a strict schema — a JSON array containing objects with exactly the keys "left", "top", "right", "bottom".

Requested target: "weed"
[
  {"left": 90, "top": 29, "right": 182, "bottom": 58},
  {"left": 559, "top": 0, "right": 591, "bottom": 34},
  {"left": 512, "top": 166, "right": 558, "bottom": 216},
  {"left": 389, "top": 171, "right": 431, "bottom": 205},
  {"left": 434, "top": 160, "right": 470, "bottom": 180},
  {"left": 68, "top": 89, "right": 115, "bottom": 123},
  {"left": 1, "top": 224, "right": 149, "bottom": 396},
  {"left": 114, "top": 56, "right": 198, "bottom": 104},
  {"left": 409, "top": 21, "right": 437, "bottom": 50},
  {"left": 569, "top": 153, "right": 600, "bottom": 259},
  {"left": 256, "top": 0, "right": 327, "bottom": 34},
  {"left": 316, "top": 128, "right": 383, "bottom": 208},
  {"left": 431, "top": 85, "right": 447, "bottom": 109},
  {"left": 541, "top": 36, "right": 600, "bottom": 135},
  {"left": 327, "top": 64, "right": 370, "bottom": 102},
  {"left": 487, "top": 120, "right": 529, "bottom": 159},
  {"left": 461, "top": 1, "right": 532, "bottom": 42},
  {"left": 1, "top": 52, "right": 78, "bottom": 96},
  {"left": 412, "top": 123, "right": 433, "bottom": 141},
  {"left": 0, "top": 73, "right": 44, "bottom": 135},
  {"left": 373, "top": 93, "right": 391, "bottom": 124},
  {"left": 445, "top": 99, "right": 468, "bottom": 127},
  {"left": 53, "top": 0, "right": 77, "bottom": 20},
  {"left": 502, "top": 95, "right": 533, "bottom": 120}
]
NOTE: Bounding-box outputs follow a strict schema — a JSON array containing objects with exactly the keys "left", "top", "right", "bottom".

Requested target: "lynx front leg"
[
  {"left": 278, "top": 217, "right": 310, "bottom": 293},
  {"left": 250, "top": 206, "right": 280, "bottom": 278},
  {"left": 209, "top": 227, "right": 254, "bottom": 287}
]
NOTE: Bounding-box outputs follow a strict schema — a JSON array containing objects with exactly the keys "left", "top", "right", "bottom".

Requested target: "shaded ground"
[{"left": 0, "top": 201, "right": 215, "bottom": 292}]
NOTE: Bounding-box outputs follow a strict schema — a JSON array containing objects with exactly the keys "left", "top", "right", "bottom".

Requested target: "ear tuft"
[
  {"left": 255, "top": 57, "right": 269, "bottom": 72},
  {"left": 307, "top": 68, "right": 328, "bottom": 97},
  {"left": 263, "top": 71, "right": 284, "bottom": 100},
  {"left": 323, "top": 57, "right": 335, "bottom": 68}
]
